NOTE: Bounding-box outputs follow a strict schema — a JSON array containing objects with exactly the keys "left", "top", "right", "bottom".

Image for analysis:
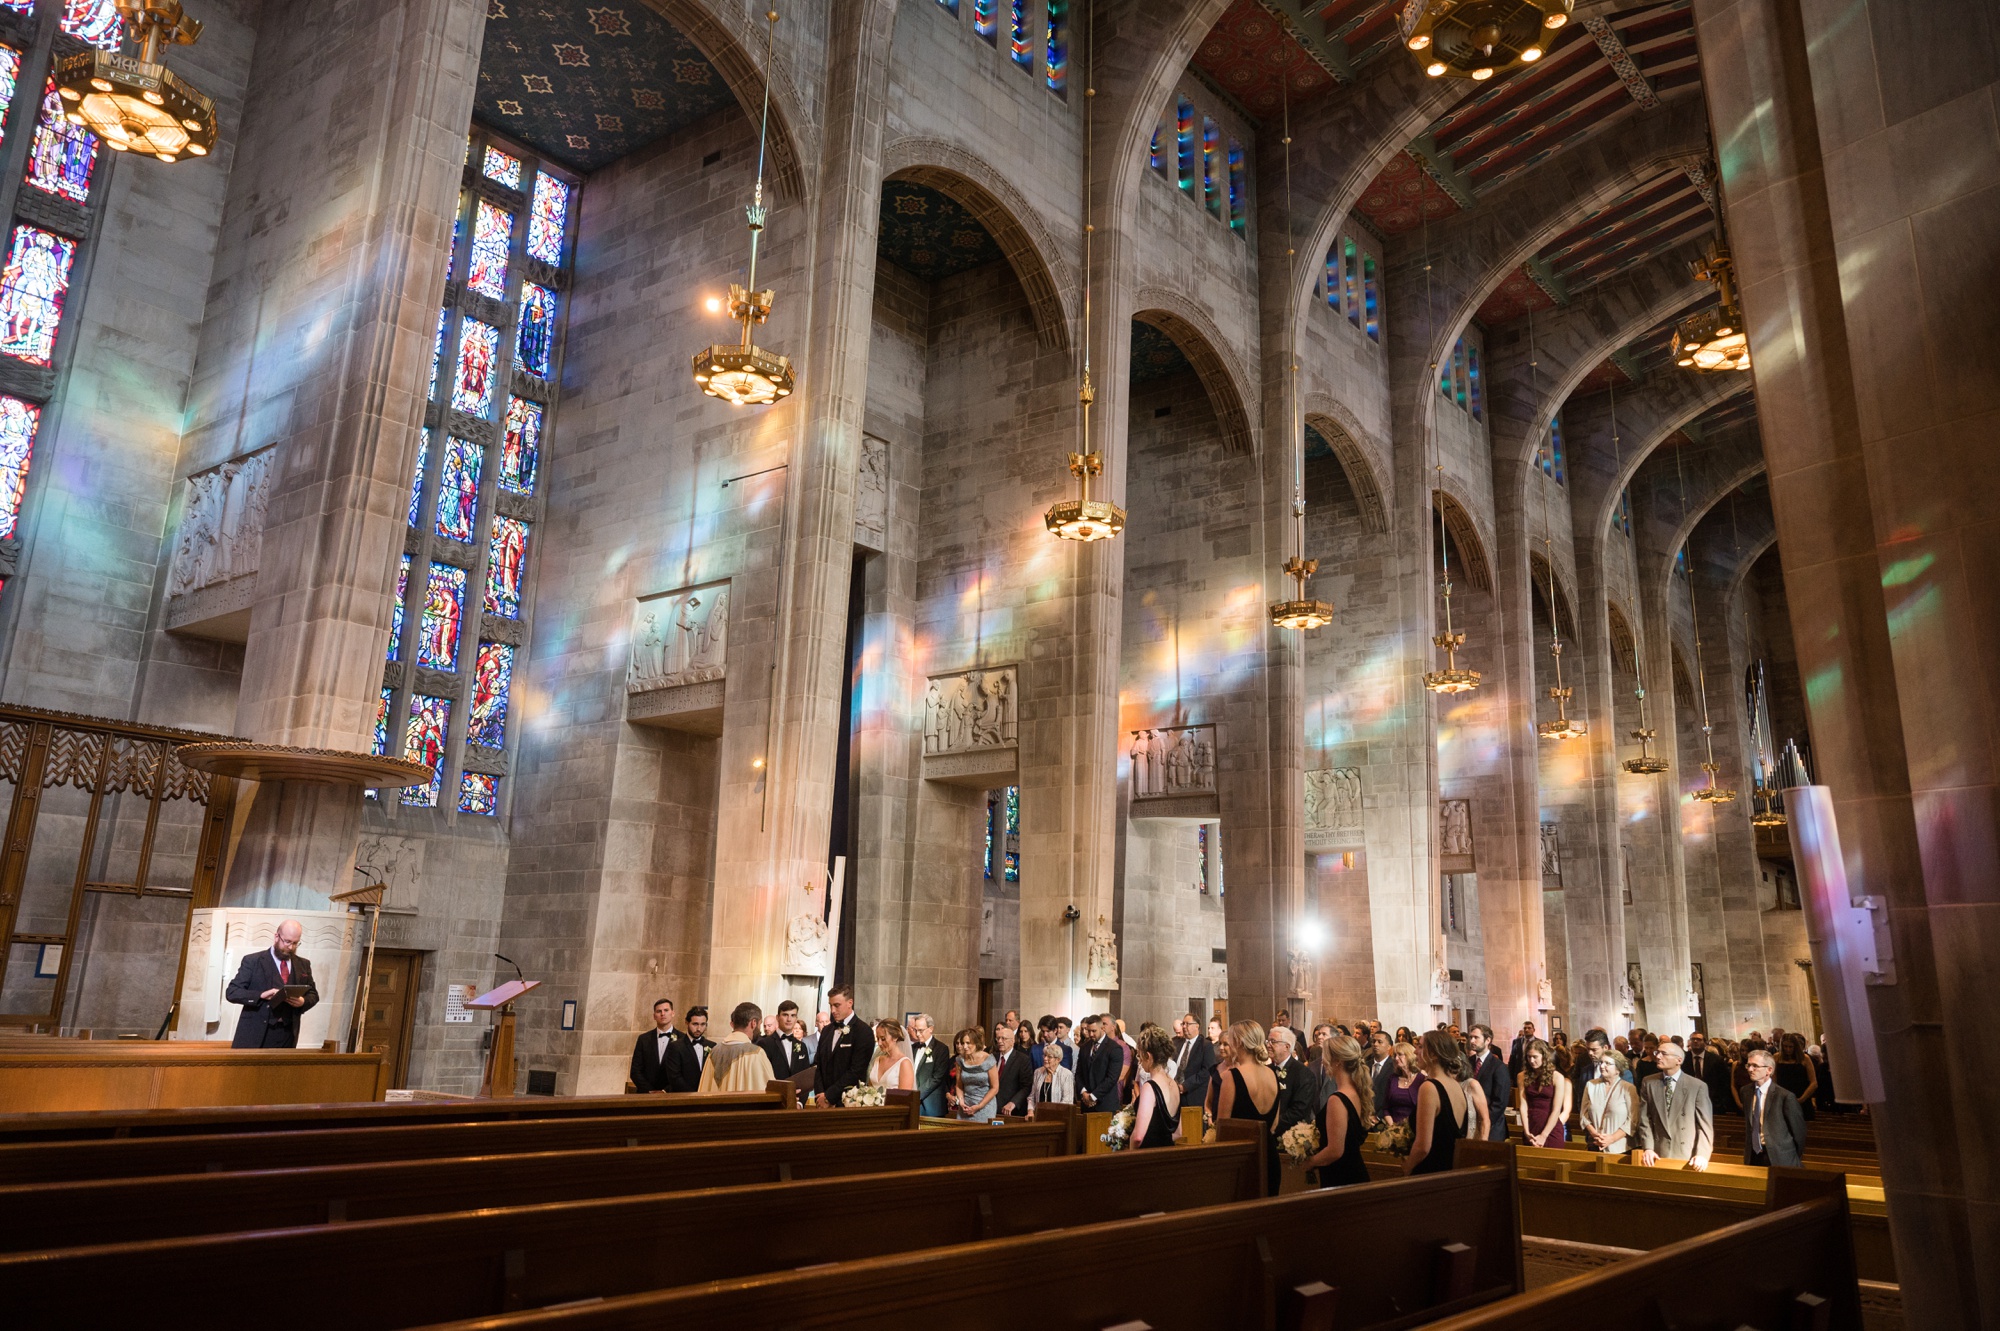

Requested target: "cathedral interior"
[{"left": 0, "top": 0, "right": 1990, "bottom": 1318}]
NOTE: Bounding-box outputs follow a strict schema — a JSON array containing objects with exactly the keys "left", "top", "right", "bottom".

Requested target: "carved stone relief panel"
[
  {"left": 854, "top": 434, "right": 887, "bottom": 552},
  {"left": 627, "top": 580, "right": 730, "bottom": 735},
  {"left": 921, "top": 665, "right": 1019, "bottom": 786},
  {"left": 168, "top": 447, "right": 275, "bottom": 599},
  {"left": 1439, "top": 798, "right": 1475, "bottom": 872},
  {"left": 1541, "top": 822, "right": 1562, "bottom": 880},
  {"left": 354, "top": 832, "right": 426, "bottom": 914},
  {"left": 1128, "top": 723, "right": 1220, "bottom": 821},
  {"left": 1303, "top": 766, "right": 1363, "bottom": 849}
]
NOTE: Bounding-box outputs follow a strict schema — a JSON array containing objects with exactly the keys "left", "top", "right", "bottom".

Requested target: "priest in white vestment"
[{"left": 697, "top": 1001, "right": 777, "bottom": 1093}]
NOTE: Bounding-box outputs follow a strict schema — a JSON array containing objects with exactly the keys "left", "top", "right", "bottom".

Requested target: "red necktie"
[{"left": 279, "top": 960, "right": 291, "bottom": 985}]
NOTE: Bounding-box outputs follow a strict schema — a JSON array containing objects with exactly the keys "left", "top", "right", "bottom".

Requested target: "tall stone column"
[
  {"left": 1696, "top": 0, "right": 1995, "bottom": 1319},
  {"left": 183, "top": 0, "right": 484, "bottom": 905}
]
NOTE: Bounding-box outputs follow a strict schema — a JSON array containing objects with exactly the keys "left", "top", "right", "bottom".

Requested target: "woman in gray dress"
[{"left": 949, "top": 1026, "right": 999, "bottom": 1121}]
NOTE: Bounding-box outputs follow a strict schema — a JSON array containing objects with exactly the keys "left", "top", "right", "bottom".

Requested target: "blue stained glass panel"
[
  {"left": 400, "top": 694, "right": 452, "bottom": 807},
  {"left": 458, "top": 772, "right": 500, "bottom": 815},
  {"left": 466, "top": 200, "right": 511, "bottom": 299},
  {"left": 0, "top": 225, "right": 76, "bottom": 366},
  {"left": 1005, "top": 786, "right": 1019, "bottom": 836},
  {"left": 1009, "top": 0, "right": 1030, "bottom": 68},
  {"left": 516, "top": 283, "right": 556, "bottom": 378},
  {"left": 59, "top": 0, "right": 121, "bottom": 49},
  {"left": 406, "top": 428, "right": 430, "bottom": 528},
  {"left": 500, "top": 397, "right": 540, "bottom": 496},
  {"left": 435, "top": 436, "right": 481, "bottom": 542},
  {"left": 527, "top": 172, "right": 570, "bottom": 265},
  {"left": 485, "top": 516, "right": 528, "bottom": 618},
  {"left": 417, "top": 562, "right": 466, "bottom": 672},
  {"left": 427, "top": 308, "right": 448, "bottom": 401},
  {"left": 972, "top": 0, "right": 996, "bottom": 41},
  {"left": 27, "top": 78, "right": 95, "bottom": 202},
  {"left": 447, "top": 194, "right": 464, "bottom": 277},
  {"left": 451, "top": 319, "right": 498, "bottom": 417},
  {"left": 387, "top": 553, "right": 411, "bottom": 663},
  {"left": 371, "top": 687, "right": 393, "bottom": 757},
  {"left": 1004, "top": 850, "right": 1019, "bottom": 883},
  {"left": 481, "top": 144, "right": 521, "bottom": 189},
  {"left": 1044, "top": 0, "right": 1067, "bottom": 93},
  {"left": 0, "top": 395, "right": 39, "bottom": 541},
  {"left": 469, "top": 641, "right": 514, "bottom": 748}
]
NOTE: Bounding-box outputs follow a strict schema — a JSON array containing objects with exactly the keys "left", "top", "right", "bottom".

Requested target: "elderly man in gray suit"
[{"left": 1635, "top": 1040, "right": 1713, "bottom": 1170}]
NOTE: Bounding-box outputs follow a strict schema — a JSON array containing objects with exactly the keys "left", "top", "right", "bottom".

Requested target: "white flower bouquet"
[
  {"left": 843, "top": 1082, "right": 887, "bottom": 1107},
  {"left": 1366, "top": 1117, "right": 1414, "bottom": 1157},
  {"left": 1100, "top": 1105, "right": 1136, "bottom": 1151},
  {"left": 1279, "top": 1119, "right": 1321, "bottom": 1165}
]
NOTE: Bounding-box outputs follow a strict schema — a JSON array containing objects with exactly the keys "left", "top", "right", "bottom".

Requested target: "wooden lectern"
[{"left": 468, "top": 978, "right": 539, "bottom": 1098}]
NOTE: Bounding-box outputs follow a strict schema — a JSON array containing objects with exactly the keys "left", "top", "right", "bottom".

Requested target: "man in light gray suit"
[{"left": 1635, "top": 1041, "right": 1713, "bottom": 1170}]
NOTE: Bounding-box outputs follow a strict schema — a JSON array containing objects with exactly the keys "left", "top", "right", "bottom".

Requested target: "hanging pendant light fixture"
[
  {"left": 1677, "top": 450, "right": 1735, "bottom": 803},
  {"left": 1046, "top": 11, "right": 1124, "bottom": 543},
  {"left": 1403, "top": 0, "right": 1573, "bottom": 81},
  {"left": 692, "top": 11, "right": 795, "bottom": 407},
  {"left": 1267, "top": 88, "right": 1330, "bottom": 630},
  {"left": 1602, "top": 380, "right": 1666, "bottom": 773},
  {"left": 1537, "top": 532, "right": 1586, "bottom": 740},
  {"left": 1673, "top": 242, "right": 1750, "bottom": 373},
  {"left": 55, "top": 0, "right": 217, "bottom": 164},
  {"left": 1425, "top": 465, "right": 1478, "bottom": 692}
]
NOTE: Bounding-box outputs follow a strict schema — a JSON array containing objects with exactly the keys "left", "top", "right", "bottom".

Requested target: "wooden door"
[
  {"left": 977, "top": 979, "right": 998, "bottom": 1039},
  {"left": 358, "top": 950, "right": 422, "bottom": 1088}
]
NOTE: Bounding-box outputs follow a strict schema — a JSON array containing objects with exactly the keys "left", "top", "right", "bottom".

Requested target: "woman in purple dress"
[
  {"left": 1515, "top": 1038, "right": 1570, "bottom": 1147},
  {"left": 1379, "top": 1041, "right": 1426, "bottom": 1125}
]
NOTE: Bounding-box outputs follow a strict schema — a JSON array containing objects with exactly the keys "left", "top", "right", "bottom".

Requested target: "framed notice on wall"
[{"left": 445, "top": 983, "right": 476, "bottom": 1024}]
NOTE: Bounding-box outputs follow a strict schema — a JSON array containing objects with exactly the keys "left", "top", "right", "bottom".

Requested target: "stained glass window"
[
  {"left": 435, "top": 436, "right": 481, "bottom": 542},
  {"left": 0, "top": 47, "right": 20, "bottom": 151},
  {"left": 0, "top": 225, "right": 76, "bottom": 366},
  {"left": 984, "top": 800, "right": 994, "bottom": 880},
  {"left": 1467, "top": 343, "right": 1483, "bottom": 420},
  {"left": 1324, "top": 246, "right": 1339, "bottom": 309},
  {"left": 1004, "top": 850, "right": 1019, "bottom": 883},
  {"left": 371, "top": 686, "right": 393, "bottom": 756},
  {"left": 516, "top": 282, "right": 556, "bottom": 378},
  {"left": 406, "top": 428, "right": 429, "bottom": 528},
  {"left": 59, "top": 0, "right": 120, "bottom": 49},
  {"left": 0, "top": 394, "right": 37, "bottom": 540},
  {"left": 972, "top": 0, "right": 996, "bottom": 42},
  {"left": 1614, "top": 488, "right": 1633, "bottom": 537},
  {"left": 1227, "top": 139, "right": 1245, "bottom": 231},
  {"left": 451, "top": 318, "right": 498, "bottom": 417},
  {"left": 1005, "top": 785, "right": 1020, "bottom": 836},
  {"left": 1201, "top": 117, "right": 1221, "bottom": 216},
  {"left": 935, "top": 0, "right": 957, "bottom": 12},
  {"left": 387, "top": 553, "right": 411, "bottom": 663},
  {"left": 500, "top": 396, "right": 540, "bottom": 495},
  {"left": 469, "top": 641, "right": 514, "bottom": 748},
  {"left": 427, "top": 308, "right": 448, "bottom": 401},
  {"left": 1545, "top": 414, "right": 1567, "bottom": 484},
  {"left": 458, "top": 772, "right": 500, "bottom": 815},
  {"left": 400, "top": 693, "right": 452, "bottom": 806},
  {"left": 485, "top": 515, "right": 528, "bottom": 618},
  {"left": 1044, "top": 0, "right": 1066, "bottom": 94},
  {"left": 466, "top": 200, "right": 511, "bottom": 299},
  {"left": 481, "top": 144, "right": 522, "bottom": 189},
  {"left": 1343, "top": 239, "right": 1359, "bottom": 325},
  {"left": 1362, "top": 257, "right": 1379, "bottom": 343},
  {"left": 1009, "top": 0, "right": 1030, "bottom": 70},
  {"left": 1176, "top": 98, "right": 1195, "bottom": 193},
  {"left": 447, "top": 192, "right": 465, "bottom": 276},
  {"left": 417, "top": 561, "right": 466, "bottom": 671},
  {"left": 1198, "top": 825, "right": 1209, "bottom": 893},
  {"left": 27, "top": 78, "right": 94, "bottom": 202},
  {"left": 1454, "top": 341, "right": 1469, "bottom": 408},
  {"left": 526, "top": 172, "right": 570, "bottom": 265}
]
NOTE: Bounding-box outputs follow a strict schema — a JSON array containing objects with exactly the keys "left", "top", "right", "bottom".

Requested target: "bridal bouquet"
[
  {"left": 843, "top": 1083, "right": 887, "bottom": 1107},
  {"left": 1101, "top": 1105, "right": 1136, "bottom": 1151},
  {"left": 1365, "top": 1117, "right": 1413, "bottom": 1157},
  {"left": 1279, "top": 1119, "right": 1321, "bottom": 1166}
]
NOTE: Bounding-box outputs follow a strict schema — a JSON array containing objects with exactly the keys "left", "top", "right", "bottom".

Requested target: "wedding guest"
[
  {"left": 806, "top": 1009, "right": 829, "bottom": 1061},
  {"left": 1405, "top": 1031, "right": 1469, "bottom": 1176},
  {"left": 698, "top": 1002, "right": 776, "bottom": 1093},
  {"left": 1076, "top": 1015, "right": 1125, "bottom": 1112},
  {"left": 1206, "top": 1016, "right": 1225, "bottom": 1047},
  {"left": 1380, "top": 1041, "right": 1426, "bottom": 1126},
  {"left": 1214, "top": 1020, "right": 1281, "bottom": 1192},
  {"left": 811, "top": 984, "right": 873, "bottom": 1105},
  {"left": 1267, "top": 1025, "right": 1316, "bottom": 1138},
  {"left": 1515, "top": 1038, "right": 1570, "bottom": 1148},
  {"left": 948, "top": 1027, "right": 999, "bottom": 1121},
  {"left": 1578, "top": 1051, "right": 1639, "bottom": 1154},
  {"left": 1774, "top": 1033, "right": 1819, "bottom": 1120},
  {"left": 1131, "top": 1026, "right": 1183, "bottom": 1148},
  {"left": 1172, "top": 1014, "right": 1218, "bottom": 1101},
  {"left": 1112, "top": 1017, "right": 1138, "bottom": 1100},
  {"left": 994, "top": 1021, "right": 1034, "bottom": 1117},
  {"left": 1365, "top": 1029, "right": 1395, "bottom": 1099},
  {"left": 1685, "top": 1032, "right": 1730, "bottom": 1112},
  {"left": 1306, "top": 1034, "right": 1373, "bottom": 1188},
  {"left": 1465, "top": 1024, "right": 1510, "bottom": 1141},
  {"left": 1453, "top": 1039, "right": 1491, "bottom": 1140},
  {"left": 1028, "top": 1039, "right": 1073, "bottom": 1115},
  {"left": 755, "top": 1000, "right": 812, "bottom": 1081},
  {"left": 865, "top": 1018, "right": 915, "bottom": 1092},
  {"left": 1636, "top": 1040, "right": 1713, "bottom": 1170},
  {"left": 1055, "top": 1016, "right": 1077, "bottom": 1066},
  {"left": 907, "top": 1013, "right": 951, "bottom": 1117},
  {"left": 1742, "top": 1047, "right": 1807, "bottom": 1166}
]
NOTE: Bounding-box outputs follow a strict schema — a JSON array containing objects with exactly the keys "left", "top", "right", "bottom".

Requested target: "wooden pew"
[
  {"left": 0, "top": 1085, "right": 797, "bottom": 1143},
  {"left": 396, "top": 1158, "right": 1521, "bottom": 1331},
  {"left": 1423, "top": 1170, "right": 1863, "bottom": 1330},
  {"left": 0, "top": 1042, "right": 390, "bottom": 1112},
  {"left": 1, "top": 1144, "right": 1271, "bottom": 1329},
  {"left": 0, "top": 1097, "right": 920, "bottom": 1184},
  {"left": 0, "top": 1122, "right": 1070, "bottom": 1251}
]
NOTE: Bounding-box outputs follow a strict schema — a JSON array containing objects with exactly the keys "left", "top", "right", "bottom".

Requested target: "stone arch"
[
  {"left": 1528, "top": 549, "right": 1578, "bottom": 642},
  {"left": 1655, "top": 450, "right": 1768, "bottom": 589},
  {"left": 1131, "top": 294, "right": 1257, "bottom": 456},
  {"left": 1303, "top": 409, "right": 1386, "bottom": 534},
  {"left": 1432, "top": 488, "right": 1492, "bottom": 593},
  {"left": 882, "top": 145, "right": 1076, "bottom": 353},
  {"left": 643, "top": 0, "right": 816, "bottom": 203},
  {"left": 1671, "top": 645, "right": 1696, "bottom": 711},
  {"left": 1607, "top": 601, "right": 1640, "bottom": 673}
]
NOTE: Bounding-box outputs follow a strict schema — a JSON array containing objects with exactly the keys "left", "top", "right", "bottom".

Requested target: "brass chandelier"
[
  {"left": 692, "top": 11, "right": 794, "bottom": 407},
  {"left": 1537, "top": 533, "right": 1585, "bottom": 741},
  {"left": 1267, "top": 93, "right": 1329, "bottom": 630},
  {"left": 55, "top": 0, "right": 216, "bottom": 164},
  {"left": 1679, "top": 454, "right": 1735, "bottom": 804},
  {"left": 1404, "top": 0, "right": 1573, "bottom": 81},
  {"left": 1424, "top": 465, "right": 1478, "bottom": 692},
  {"left": 1623, "top": 682, "right": 1670, "bottom": 773},
  {"left": 1673, "top": 242, "right": 1750, "bottom": 373},
  {"left": 1046, "top": 10, "right": 1123, "bottom": 543}
]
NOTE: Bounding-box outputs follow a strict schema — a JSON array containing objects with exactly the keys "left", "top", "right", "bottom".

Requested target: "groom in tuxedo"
[{"left": 811, "top": 983, "right": 873, "bottom": 1105}]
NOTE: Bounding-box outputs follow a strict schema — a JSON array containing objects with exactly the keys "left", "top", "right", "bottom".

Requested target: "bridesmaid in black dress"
[
  {"left": 1405, "top": 1029, "right": 1468, "bottom": 1176},
  {"left": 1130, "top": 1026, "right": 1183, "bottom": 1148},
  {"left": 1214, "top": 1019, "right": 1281, "bottom": 1191},
  {"left": 1306, "top": 1033, "right": 1373, "bottom": 1187}
]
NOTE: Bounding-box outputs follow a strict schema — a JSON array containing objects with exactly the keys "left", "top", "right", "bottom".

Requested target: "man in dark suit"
[
  {"left": 631, "top": 998, "right": 701, "bottom": 1092},
  {"left": 907, "top": 1013, "right": 951, "bottom": 1117},
  {"left": 994, "top": 1021, "right": 1035, "bottom": 1117},
  {"left": 1635, "top": 1041, "right": 1714, "bottom": 1170},
  {"left": 684, "top": 1006, "right": 717, "bottom": 1081},
  {"left": 1466, "top": 1024, "right": 1511, "bottom": 1141},
  {"left": 1684, "top": 1032, "right": 1733, "bottom": 1114},
  {"left": 811, "top": 983, "right": 873, "bottom": 1105},
  {"left": 1507, "top": 1021, "right": 1537, "bottom": 1076},
  {"left": 1171, "top": 1013, "right": 1217, "bottom": 1102},
  {"left": 1367, "top": 1029, "right": 1396, "bottom": 1112},
  {"left": 1741, "top": 1048, "right": 1807, "bottom": 1166},
  {"left": 756, "top": 1000, "right": 812, "bottom": 1081},
  {"left": 1076, "top": 1014, "right": 1125, "bottom": 1111},
  {"left": 1266, "top": 1025, "right": 1315, "bottom": 1137},
  {"left": 225, "top": 920, "right": 318, "bottom": 1048}
]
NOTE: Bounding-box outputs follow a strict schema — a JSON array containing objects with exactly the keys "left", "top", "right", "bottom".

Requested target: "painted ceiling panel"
[
  {"left": 876, "top": 181, "right": 1007, "bottom": 282},
  {"left": 1131, "top": 319, "right": 1196, "bottom": 383}
]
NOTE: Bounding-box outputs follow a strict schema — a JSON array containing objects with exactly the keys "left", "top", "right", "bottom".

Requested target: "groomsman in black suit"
[
  {"left": 811, "top": 984, "right": 873, "bottom": 1105},
  {"left": 1076, "top": 1015, "right": 1125, "bottom": 1111},
  {"left": 630, "top": 998, "right": 700, "bottom": 1092},
  {"left": 756, "top": 1000, "right": 813, "bottom": 1081},
  {"left": 908, "top": 1013, "right": 951, "bottom": 1117},
  {"left": 684, "top": 1006, "right": 716, "bottom": 1079}
]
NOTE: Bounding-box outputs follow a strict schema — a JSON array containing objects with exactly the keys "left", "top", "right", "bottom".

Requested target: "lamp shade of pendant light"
[
  {"left": 1673, "top": 244, "right": 1751, "bottom": 373},
  {"left": 1403, "top": 0, "right": 1573, "bottom": 81},
  {"left": 55, "top": 0, "right": 217, "bottom": 164}
]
